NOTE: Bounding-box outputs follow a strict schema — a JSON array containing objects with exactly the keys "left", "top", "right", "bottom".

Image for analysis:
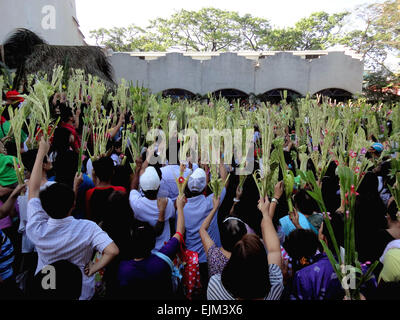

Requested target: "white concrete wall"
[
  {"left": 0, "top": 0, "right": 85, "bottom": 46},
  {"left": 109, "top": 51, "right": 363, "bottom": 96}
]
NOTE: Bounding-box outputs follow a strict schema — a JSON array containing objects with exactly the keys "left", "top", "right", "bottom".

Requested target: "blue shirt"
[
  {"left": 183, "top": 188, "right": 226, "bottom": 263},
  {"left": 0, "top": 229, "right": 14, "bottom": 281},
  {"left": 279, "top": 212, "right": 317, "bottom": 237}
]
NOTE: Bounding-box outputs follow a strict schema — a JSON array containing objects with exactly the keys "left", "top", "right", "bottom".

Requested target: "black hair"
[
  {"left": 221, "top": 234, "right": 270, "bottom": 299},
  {"left": 387, "top": 200, "right": 399, "bottom": 222},
  {"left": 92, "top": 156, "right": 114, "bottom": 182},
  {"left": 54, "top": 150, "right": 78, "bottom": 188},
  {"left": 39, "top": 183, "right": 75, "bottom": 219},
  {"left": 88, "top": 187, "right": 115, "bottom": 223},
  {"left": 22, "top": 149, "right": 48, "bottom": 172},
  {"left": 130, "top": 220, "right": 156, "bottom": 259},
  {"left": 143, "top": 189, "right": 159, "bottom": 200},
  {"left": 113, "top": 139, "right": 122, "bottom": 149},
  {"left": 294, "top": 189, "right": 319, "bottom": 215},
  {"left": 283, "top": 229, "right": 322, "bottom": 262},
  {"left": 51, "top": 127, "right": 72, "bottom": 154},
  {"left": 30, "top": 260, "right": 82, "bottom": 300},
  {"left": 101, "top": 191, "right": 135, "bottom": 259},
  {"left": 111, "top": 165, "right": 132, "bottom": 191},
  {"left": 220, "top": 217, "right": 247, "bottom": 252},
  {"left": 59, "top": 103, "right": 74, "bottom": 123}
]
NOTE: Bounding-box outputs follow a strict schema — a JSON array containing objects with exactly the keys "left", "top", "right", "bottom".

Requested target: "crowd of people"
[{"left": 0, "top": 89, "right": 399, "bottom": 301}]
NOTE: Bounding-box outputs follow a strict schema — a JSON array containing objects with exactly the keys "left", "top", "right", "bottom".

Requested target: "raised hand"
[{"left": 157, "top": 197, "right": 168, "bottom": 213}]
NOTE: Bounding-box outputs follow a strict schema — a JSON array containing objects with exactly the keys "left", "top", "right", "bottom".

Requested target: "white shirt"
[
  {"left": 18, "top": 181, "right": 55, "bottom": 253},
  {"left": 26, "top": 198, "right": 113, "bottom": 300},
  {"left": 159, "top": 164, "right": 195, "bottom": 201},
  {"left": 111, "top": 153, "right": 121, "bottom": 166},
  {"left": 184, "top": 188, "right": 226, "bottom": 263},
  {"left": 86, "top": 158, "right": 93, "bottom": 179},
  {"left": 129, "top": 189, "right": 176, "bottom": 253}
]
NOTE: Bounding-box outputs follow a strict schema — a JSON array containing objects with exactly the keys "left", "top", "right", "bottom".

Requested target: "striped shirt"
[
  {"left": 0, "top": 229, "right": 14, "bottom": 281},
  {"left": 26, "top": 198, "right": 113, "bottom": 300},
  {"left": 207, "top": 264, "right": 284, "bottom": 300}
]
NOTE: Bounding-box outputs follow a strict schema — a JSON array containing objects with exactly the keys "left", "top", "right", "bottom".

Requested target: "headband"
[{"left": 223, "top": 216, "right": 245, "bottom": 225}]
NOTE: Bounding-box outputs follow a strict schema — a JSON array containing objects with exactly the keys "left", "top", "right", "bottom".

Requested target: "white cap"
[
  {"left": 188, "top": 168, "right": 207, "bottom": 193},
  {"left": 140, "top": 167, "right": 161, "bottom": 191}
]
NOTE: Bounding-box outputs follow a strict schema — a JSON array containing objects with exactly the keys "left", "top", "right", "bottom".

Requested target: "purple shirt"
[
  {"left": 207, "top": 244, "right": 229, "bottom": 278},
  {"left": 290, "top": 253, "right": 344, "bottom": 300},
  {"left": 0, "top": 199, "right": 19, "bottom": 230},
  {"left": 117, "top": 237, "right": 179, "bottom": 299}
]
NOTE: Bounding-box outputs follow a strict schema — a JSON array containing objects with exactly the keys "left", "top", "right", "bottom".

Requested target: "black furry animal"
[{"left": 2, "top": 28, "right": 114, "bottom": 89}]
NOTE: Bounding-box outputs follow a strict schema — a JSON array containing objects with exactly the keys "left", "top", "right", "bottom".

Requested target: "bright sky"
[{"left": 76, "top": 0, "right": 379, "bottom": 45}]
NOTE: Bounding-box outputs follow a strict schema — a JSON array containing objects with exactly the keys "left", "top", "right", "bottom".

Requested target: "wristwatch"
[
  {"left": 271, "top": 198, "right": 279, "bottom": 204},
  {"left": 233, "top": 198, "right": 240, "bottom": 203}
]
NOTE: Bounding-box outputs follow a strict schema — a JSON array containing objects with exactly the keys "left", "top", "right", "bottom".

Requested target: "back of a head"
[
  {"left": 52, "top": 127, "right": 72, "bottom": 152},
  {"left": 54, "top": 150, "right": 78, "bottom": 188},
  {"left": 21, "top": 149, "right": 40, "bottom": 172},
  {"left": 358, "top": 171, "right": 378, "bottom": 196},
  {"left": 388, "top": 200, "right": 400, "bottom": 222},
  {"left": 130, "top": 220, "right": 156, "bottom": 259},
  {"left": 93, "top": 156, "right": 114, "bottom": 182},
  {"left": 89, "top": 187, "right": 116, "bottom": 223},
  {"left": 31, "top": 260, "right": 82, "bottom": 300},
  {"left": 283, "top": 229, "right": 321, "bottom": 262},
  {"left": 294, "top": 189, "right": 319, "bottom": 215},
  {"left": 39, "top": 183, "right": 75, "bottom": 219},
  {"left": 220, "top": 217, "right": 247, "bottom": 252},
  {"left": 221, "top": 234, "right": 270, "bottom": 299},
  {"left": 60, "top": 104, "right": 74, "bottom": 123}
]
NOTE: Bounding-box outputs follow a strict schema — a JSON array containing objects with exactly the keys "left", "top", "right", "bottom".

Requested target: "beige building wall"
[{"left": 109, "top": 51, "right": 363, "bottom": 96}]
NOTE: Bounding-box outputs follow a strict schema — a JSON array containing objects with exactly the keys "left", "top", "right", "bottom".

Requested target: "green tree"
[
  {"left": 340, "top": 0, "right": 399, "bottom": 72},
  {"left": 266, "top": 11, "right": 349, "bottom": 51},
  {"left": 150, "top": 8, "right": 242, "bottom": 51}
]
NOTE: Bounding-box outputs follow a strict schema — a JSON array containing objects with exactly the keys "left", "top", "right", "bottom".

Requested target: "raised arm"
[
  {"left": 173, "top": 195, "right": 186, "bottom": 241},
  {"left": 154, "top": 197, "right": 167, "bottom": 237},
  {"left": 130, "top": 157, "right": 143, "bottom": 190},
  {"left": 268, "top": 181, "right": 284, "bottom": 220},
  {"left": 258, "top": 195, "right": 282, "bottom": 269},
  {"left": 29, "top": 138, "right": 50, "bottom": 200},
  {"left": 200, "top": 196, "right": 220, "bottom": 255},
  {"left": 0, "top": 184, "right": 26, "bottom": 219},
  {"left": 74, "top": 108, "right": 81, "bottom": 130},
  {"left": 109, "top": 111, "right": 125, "bottom": 140},
  {"left": 219, "top": 161, "right": 229, "bottom": 188},
  {"left": 229, "top": 185, "right": 242, "bottom": 215}
]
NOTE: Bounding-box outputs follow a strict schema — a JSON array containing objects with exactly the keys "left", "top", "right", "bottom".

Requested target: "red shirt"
[{"left": 60, "top": 122, "right": 81, "bottom": 152}]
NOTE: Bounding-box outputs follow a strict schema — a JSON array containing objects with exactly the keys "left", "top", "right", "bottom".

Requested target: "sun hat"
[
  {"left": 188, "top": 168, "right": 206, "bottom": 193},
  {"left": 140, "top": 166, "right": 161, "bottom": 191}
]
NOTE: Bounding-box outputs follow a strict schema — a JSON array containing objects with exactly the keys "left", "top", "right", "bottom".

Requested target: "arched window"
[
  {"left": 161, "top": 88, "right": 195, "bottom": 100},
  {"left": 260, "top": 88, "right": 302, "bottom": 104},
  {"left": 211, "top": 89, "right": 249, "bottom": 104},
  {"left": 314, "top": 88, "right": 353, "bottom": 102}
]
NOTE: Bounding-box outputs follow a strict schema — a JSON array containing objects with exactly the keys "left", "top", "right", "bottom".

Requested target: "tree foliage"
[{"left": 89, "top": 3, "right": 400, "bottom": 75}]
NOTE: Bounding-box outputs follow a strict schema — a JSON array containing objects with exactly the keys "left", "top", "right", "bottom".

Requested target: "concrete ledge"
[{"left": 109, "top": 51, "right": 363, "bottom": 96}]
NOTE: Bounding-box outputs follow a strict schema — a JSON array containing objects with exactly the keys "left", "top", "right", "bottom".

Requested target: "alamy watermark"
[
  {"left": 41, "top": 5, "right": 56, "bottom": 30},
  {"left": 144, "top": 121, "right": 255, "bottom": 175},
  {"left": 41, "top": 265, "right": 56, "bottom": 290}
]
